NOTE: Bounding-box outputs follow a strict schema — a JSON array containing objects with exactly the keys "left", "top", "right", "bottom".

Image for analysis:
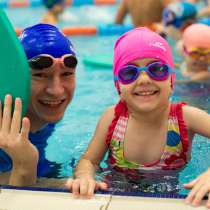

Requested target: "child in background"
[
  {"left": 114, "top": 0, "right": 168, "bottom": 29},
  {"left": 162, "top": 1, "right": 197, "bottom": 40},
  {"left": 66, "top": 27, "right": 210, "bottom": 208},
  {"left": 190, "top": 0, "right": 210, "bottom": 17},
  {"left": 177, "top": 23, "right": 210, "bottom": 83},
  {"left": 42, "top": 0, "right": 66, "bottom": 25}
]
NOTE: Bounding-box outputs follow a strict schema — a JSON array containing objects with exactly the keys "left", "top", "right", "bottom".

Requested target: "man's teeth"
[{"left": 135, "top": 91, "right": 156, "bottom": 96}]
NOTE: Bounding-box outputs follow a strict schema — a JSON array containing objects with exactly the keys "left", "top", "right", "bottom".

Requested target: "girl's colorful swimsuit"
[{"left": 106, "top": 101, "right": 189, "bottom": 173}]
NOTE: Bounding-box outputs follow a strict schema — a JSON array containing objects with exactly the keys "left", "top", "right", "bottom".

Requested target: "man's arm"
[
  {"left": 0, "top": 172, "right": 10, "bottom": 185},
  {"left": 0, "top": 96, "right": 39, "bottom": 186},
  {"left": 9, "top": 163, "right": 37, "bottom": 186}
]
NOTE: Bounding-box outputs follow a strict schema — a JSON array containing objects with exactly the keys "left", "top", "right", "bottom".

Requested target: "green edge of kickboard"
[
  {"left": 0, "top": 9, "right": 30, "bottom": 116},
  {"left": 83, "top": 54, "right": 113, "bottom": 68}
]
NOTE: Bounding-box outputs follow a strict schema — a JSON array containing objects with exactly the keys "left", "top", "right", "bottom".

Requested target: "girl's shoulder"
[
  {"left": 103, "top": 106, "right": 115, "bottom": 117},
  {"left": 100, "top": 100, "right": 128, "bottom": 129},
  {"left": 99, "top": 106, "right": 115, "bottom": 127}
]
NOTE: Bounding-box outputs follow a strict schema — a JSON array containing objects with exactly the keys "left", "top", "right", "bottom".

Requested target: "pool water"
[
  {"left": 6, "top": 4, "right": 125, "bottom": 28},
  {"left": 5, "top": 3, "right": 210, "bottom": 195}
]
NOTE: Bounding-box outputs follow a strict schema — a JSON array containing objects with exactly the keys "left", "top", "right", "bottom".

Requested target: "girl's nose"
[{"left": 136, "top": 71, "right": 152, "bottom": 84}]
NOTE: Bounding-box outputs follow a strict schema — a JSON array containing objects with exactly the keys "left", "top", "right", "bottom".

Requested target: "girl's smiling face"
[{"left": 119, "top": 58, "right": 172, "bottom": 114}]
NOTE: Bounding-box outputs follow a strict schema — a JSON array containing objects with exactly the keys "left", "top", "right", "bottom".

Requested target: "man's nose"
[{"left": 46, "top": 76, "right": 64, "bottom": 96}]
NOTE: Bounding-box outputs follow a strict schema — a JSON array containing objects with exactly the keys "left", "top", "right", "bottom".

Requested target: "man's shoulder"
[{"left": 29, "top": 123, "right": 56, "bottom": 142}]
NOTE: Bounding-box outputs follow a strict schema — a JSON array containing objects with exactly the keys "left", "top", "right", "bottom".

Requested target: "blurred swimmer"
[
  {"left": 177, "top": 23, "right": 210, "bottom": 83},
  {"left": 162, "top": 1, "right": 197, "bottom": 40},
  {"left": 114, "top": 0, "right": 169, "bottom": 29},
  {"left": 42, "top": 0, "right": 66, "bottom": 24}
]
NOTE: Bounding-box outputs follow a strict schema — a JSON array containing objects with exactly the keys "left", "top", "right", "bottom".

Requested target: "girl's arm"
[
  {"left": 66, "top": 106, "right": 115, "bottom": 198},
  {"left": 183, "top": 105, "right": 210, "bottom": 208},
  {"left": 183, "top": 105, "right": 210, "bottom": 138}
]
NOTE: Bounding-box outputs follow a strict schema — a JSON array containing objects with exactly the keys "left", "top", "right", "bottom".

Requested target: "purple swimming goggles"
[{"left": 115, "top": 62, "right": 173, "bottom": 85}]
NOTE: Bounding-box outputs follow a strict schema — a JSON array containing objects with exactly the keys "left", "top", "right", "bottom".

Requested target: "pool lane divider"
[
  {"left": 0, "top": 0, "right": 117, "bottom": 8},
  {"left": 15, "top": 24, "right": 133, "bottom": 36}
]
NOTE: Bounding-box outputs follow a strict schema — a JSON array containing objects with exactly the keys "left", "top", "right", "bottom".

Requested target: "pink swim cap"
[
  {"left": 183, "top": 23, "right": 210, "bottom": 51},
  {"left": 113, "top": 27, "right": 174, "bottom": 91}
]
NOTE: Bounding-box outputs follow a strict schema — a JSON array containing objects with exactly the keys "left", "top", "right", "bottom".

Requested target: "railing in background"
[{"left": 0, "top": 0, "right": 117, "bottom": 8}]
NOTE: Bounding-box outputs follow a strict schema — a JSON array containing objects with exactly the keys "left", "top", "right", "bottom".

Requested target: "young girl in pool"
[{"left": 66, "top": 27, "right": 210, "bottom": 208}]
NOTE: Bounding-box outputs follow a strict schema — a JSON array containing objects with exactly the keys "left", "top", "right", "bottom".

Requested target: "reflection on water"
[
  {"left": 173, "top": 82, "right": 210, "bottom": 110},
  {"left": 97, "top": 167, "right": 181, "bottom": 195},
  {"left": 94, "top": 134, "right": 210, "bottom": 196}
]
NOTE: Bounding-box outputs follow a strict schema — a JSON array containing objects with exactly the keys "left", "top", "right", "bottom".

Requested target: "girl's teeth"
[
  {"left": 42, "top": 101, "right": 62, "bottom": 105},
  {"left": 137, "top": 91, "right": 155, "bottom": 96}
]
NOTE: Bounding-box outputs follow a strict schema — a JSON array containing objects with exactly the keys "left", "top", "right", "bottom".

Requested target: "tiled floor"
[{"left": 0, "top": 188, "right": 207, "bottom": 210}]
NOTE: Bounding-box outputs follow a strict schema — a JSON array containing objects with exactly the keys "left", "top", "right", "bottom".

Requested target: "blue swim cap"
[
  {"left": 163, "top": 2, "right": 197, "bottom": 28},
  {"left": 42, "top": 0, "right": 64, "bottom": 9},
  {"left": 19, "top": 23, "right": 76, "bottom": 60}
]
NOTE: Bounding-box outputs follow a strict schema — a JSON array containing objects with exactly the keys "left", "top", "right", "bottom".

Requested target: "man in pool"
[{"left": 0, "top": 23, "right": 78, "bottom": 186}]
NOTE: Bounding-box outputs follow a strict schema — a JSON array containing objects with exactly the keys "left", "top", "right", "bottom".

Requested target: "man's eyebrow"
[
  {"left": 31, "top": 70, "right": 45, "bottom": 72},
  {"left": 30, "top": 69, "right": 49, "bottom": 73}
]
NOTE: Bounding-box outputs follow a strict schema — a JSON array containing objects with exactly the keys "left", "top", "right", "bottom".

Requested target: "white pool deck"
[{"left": 0, "top": 188, "right": 207, "bottom": 210}]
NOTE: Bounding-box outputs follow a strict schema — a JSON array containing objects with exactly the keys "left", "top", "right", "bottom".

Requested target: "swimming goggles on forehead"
[
  {"left": 28, "top": 54, "right": 78, "bottom": 70},
  {"left": 115, "top": 62, "right": 173, "bottom": 85}
]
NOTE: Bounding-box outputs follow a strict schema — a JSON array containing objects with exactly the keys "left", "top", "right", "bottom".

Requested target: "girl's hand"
[
  {"left": 65, "top": 177, "right": 108, "bottom": 198},
  {"left": 184, "top": 168, "right": 210, "bottom": 208},
  {"left": 0, "top": 95, "right": 38, "bottom": 171}
]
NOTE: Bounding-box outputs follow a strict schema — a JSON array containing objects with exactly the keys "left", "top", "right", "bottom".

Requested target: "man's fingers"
[
  {"left": 0, "top": 100, "right": 2, "bottom": 128},
  {"left": 20, "top": 117, "right": 30, "bottom": 140},
  {"left": 10, "top": 98, "right": 22, "bottom": 134},
  {"left": 2, "top": 95, "right": 12, "bottom": 132}
]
